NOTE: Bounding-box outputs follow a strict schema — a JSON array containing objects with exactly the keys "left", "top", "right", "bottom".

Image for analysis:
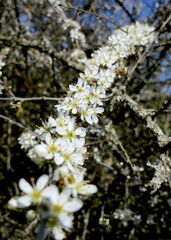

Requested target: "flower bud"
[{"left": 26, "top": 210, "right": 37, "bottom": 222}]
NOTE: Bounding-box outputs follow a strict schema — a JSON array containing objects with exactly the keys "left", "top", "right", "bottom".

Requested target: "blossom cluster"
[
  {"left": 9, "top": 21, "right": 155, "bottom": 240},
  {"left": 47, "top": 0, "right": 88, "bottom": 69},
  {"left": 49, "top": 0, "right": 87, "bottom": 49},
  {"left": 55, "top": 22, "right": 155, "bottom": 125},
  {"left": 113, "top": 208, "right": 142, "bottom": 226},
  {"left": 9, "top": 174, "right": 83, "bottom": 239}
]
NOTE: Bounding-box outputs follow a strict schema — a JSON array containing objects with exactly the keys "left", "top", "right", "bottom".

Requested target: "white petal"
[
  {"left": 75, "top": 127, "right": 86, "bottom": 137},
  {"left": 68, "top": 120, "right": 75, "bottom": 131},
  {"left": 46, "top": 152, "right": 53, "bottom": 159},
  {"left": 90, "top": 98, "right": 96, "bottom": 104},
  {"left": 72, "top": 107, "right": 77, "bottom": 114},
  {"left": 59, "top": 214, "right": 74, "bottom": 229},
  {"left": 92, "top": 114, "right": 98, "bottom": 123},
  {"left": 19, "top": 178, "right": 33, "bottom": 194},
  {"left": 54, "top": 154, "right": 64, "bottom": 165},
  {"left": 18, "top": 195, "right": 32, "bottom": 208},
  {"left": 58, "top": 188, "right": 71, "bottom": 205},
  {"left": 66, "top": 162, "right": 75, "bottom": 172},
  {"left": 36, "top": 174, "right": 49, "bottom": 190},
  {"left": 63, "top": 198, "right": 83, "bottom": 212},
  {"left": 72, "top": 138, "right": 85, "bottom": 149},
  {"left": 8, "top": 197, "right": 19, "bottom": 208},
  {"left": 56, "top": 126, "right": 66, "bottom": 136},
  {"left": 34, "top": 144, "right": 48, "bottom": 158},
  {"left": 45, "top": 133, "right": 52, "bottom": 144},
  {"left": 85, "top": 115, "right": 93, "bottom": 124},
  {"left": 79, "top": 184, "right": 98, "bottom": 195},
  {"left": 42, "top": 185, "right": 59, "bottom": 204},
  {"left": 52, "top": 226, "right": 65, "bottom": 240},
  {"left": 69, "top": 84, "right": 76, "bottom": 92},
  {"left": 96, "top": 107, "right": 104, "bottom": 113},
  {"left": 48, "top": 117, "right": 56, "bottom": 127},
  {"left": 71, "top": 154, "right": 83, "bottom": 166}
]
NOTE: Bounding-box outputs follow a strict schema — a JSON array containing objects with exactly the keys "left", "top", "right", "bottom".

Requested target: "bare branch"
[
  {"left": 0, "top": 35, "right": 85, "bottom": 72},
  {"left": 0, "top": 114, "right": 31, "bottom": 131},
  {"left": 116, "top": 94, "right": 171, "bottom": 149},
  {"left": 59, "top": 4, "right": 128, "bottom": 33},
  {"left": 115, "top": 0, "right": 135, "bottom": 23},
  {"left": 0, "top": 97, "right": 63, "bottom": 102},
  {"left": 153, "top": 97, "right": 171, "bottom": 118}
]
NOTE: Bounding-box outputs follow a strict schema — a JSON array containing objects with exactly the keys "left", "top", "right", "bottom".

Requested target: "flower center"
[
  {"left": 48, "top": 144, "right": 58, "bottom": 153},
  {"left": 53, "top": 204, "right": 63, "bottom": 214}
]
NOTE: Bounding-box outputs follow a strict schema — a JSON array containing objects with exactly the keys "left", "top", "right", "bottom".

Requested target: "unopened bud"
[{"left": 26, "top": 210, "right": 37, "bottom": 222}]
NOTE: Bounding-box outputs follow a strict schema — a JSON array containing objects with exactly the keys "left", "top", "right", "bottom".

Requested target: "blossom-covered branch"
[{"left": 8, "top": 21, "right": 159, "bottom": 240}]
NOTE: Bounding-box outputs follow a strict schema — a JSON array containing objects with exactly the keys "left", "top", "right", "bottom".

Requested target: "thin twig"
[
  {"left": 0, "top": 97, "right": 63, "bottom": 102},
  {"left": 81, "top": 210, "right": 90, "bottom": 240},
  {"left": 127, "top": 13, "right": 171, "bottom": 82},
  {"left": 59, "top": 4, "right": 127, "bottom": 33},
  {"left": 105, "top": 122, "right": 134, "bottom": 170},
  {"left": 0, "top": 114, "right": 31, "bottom": 131},
  {"left": 97, "top": 161, "right": 114, "bottom": 170},
  {"left": 85, "top": 139, "right": 109, "bottom": 146},
  {"left": 115, "top": 0, "right": 135, "bottom": 22},
  {"left": 152, "top": 97, "right": 171, "bottom": 118}
]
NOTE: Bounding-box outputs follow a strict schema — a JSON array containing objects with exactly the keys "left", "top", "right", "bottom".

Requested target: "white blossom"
[
  {"left": 18, "top": 131, "right": 37, "bottom": 149},
  {"left": 10, "top": 174, "right": 49, "bottom": 208}
]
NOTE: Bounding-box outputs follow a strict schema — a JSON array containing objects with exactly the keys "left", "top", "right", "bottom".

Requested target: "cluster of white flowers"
[
  {"left": 55, "top": 23, "right": 155, "bottom": 125},
  {"left": 114, "top": 208, "right": 141, "bottom": 226},
  {"left": 11, "top": 114, "right": 97, "bottom": 239},
  {"left": 48, "top": 0, "right": 87, "bottom": 49},
  {"left": 10, "top": 21, "right": 156, "bottom": 240},
  {"left": 9, "top": 174, "right": 83, "bottom": 239},
  {"left": 18, "top": 131, "right": 37, "bottom": 149},
  {"left": 70, "top": 48, "right": 87, "bottom": 63}
]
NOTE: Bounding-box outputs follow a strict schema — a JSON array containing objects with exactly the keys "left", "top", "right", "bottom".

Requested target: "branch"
[
  {"left": 152, "top": 97, "right": 171, "bottom": 118},
  {"left": 105, "top": 121, "right": 134, "bottom": 170},
  {"left": 115, "top": 0, "right": 135, "bottom": 23},
  {"left": 0, "top": 114, "right": 31, "bottom": 131},
  {"left": 0, "top": 35, "right": 85, "bottom": 72},
  {"left": 127, "top": 12, "right": 171, "bottom": 82},
  {"left": 0, "top": 97, "right": 63, "bottom": 102},
  {"left": 115, "top": 94, "right": 171, "bottom": 149},
  {"left": 59, "top": 4, "right": 127, "bottom": 33}
]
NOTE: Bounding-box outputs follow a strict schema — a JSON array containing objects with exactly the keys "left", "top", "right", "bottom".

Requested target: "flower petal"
[
  {"left": 56, "top": 126, "right": 66, "bottom": 136},
  {"left": 19, "top": 178, "right": 33, "bottom": 194},
  {"left": 18, "top": 195, "right": 32, "bottom": 208},
  {"left": 54, "top": 154, "right": 64, "bottom": 165},
  {"left": 34, "top": 144, "right": 48, "bottom": 158},
  {"left": 92, "top": 114, "right": 98, "bottom": 123},
  {"left": 85, "top": 115, "right": 93, "bottom": 124},
  {"left": 79, "top": 184, "right": 98, "bottom": 195},
  {"left": 63, "top": 198, "right": 83, "bottom": 212},
  {"left": 52, "top": 226, "right": 65, "bottom": 240},
  {"left": 75, "top": 127, "right": 86, "bottom": 137},
  {"left": 42, "top": 185, "right": 59, "bottom": 204},
  {"left": 59, "top": 214, "right": 74, "bottom": 229},
  {"left": 58, "top": 188, "right": 71, "bottom": 205},
  {"left": 8, "top": 197, "right": 19, "bottom": 208},
  {"left": 36, "top": 174, "right": 49, "bottom": 190}
]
